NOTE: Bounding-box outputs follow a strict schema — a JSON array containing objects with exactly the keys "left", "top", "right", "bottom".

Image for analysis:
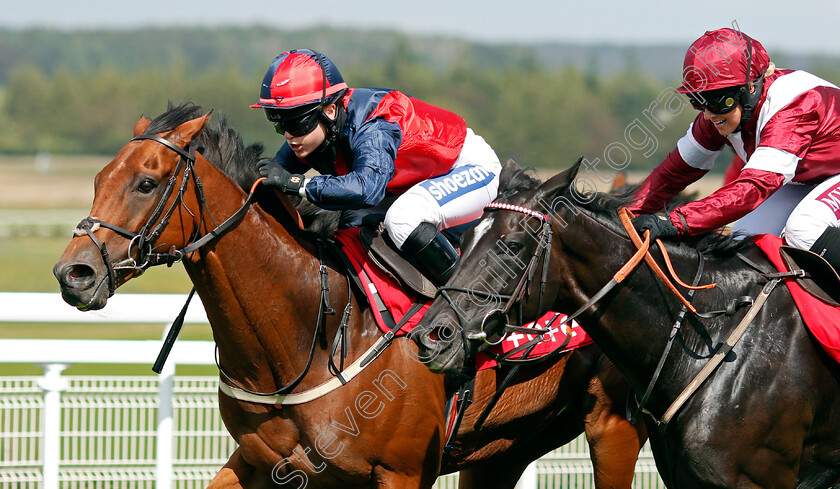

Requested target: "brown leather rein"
[{"left": 543, "top": 207, "right": 716, "bottom": 331}]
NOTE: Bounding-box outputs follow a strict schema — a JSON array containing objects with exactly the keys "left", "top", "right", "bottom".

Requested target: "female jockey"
[
  {"left": 629, "top": 28, "right": 840, "bottom": 271},
  {"left": 252, "top": 49, "right": 502, "bottom": 284}
]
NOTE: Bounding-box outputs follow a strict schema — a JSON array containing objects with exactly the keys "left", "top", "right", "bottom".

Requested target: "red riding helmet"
[
  {"left": 250, "top": 49, "right": 348, "bottom": 110},
  {"left": 677, "top": 28, "right": 770, "bottom": 94}
]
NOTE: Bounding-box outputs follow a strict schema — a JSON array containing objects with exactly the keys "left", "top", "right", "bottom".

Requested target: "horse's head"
[
  {"left": 411, "top": 159, "right": 584, "bottom": 375},
  {"left": 53, "top": 107, "right": 212, "bottom": 310}
]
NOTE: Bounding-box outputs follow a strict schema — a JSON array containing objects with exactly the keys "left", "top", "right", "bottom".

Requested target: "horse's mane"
[
  {"left": 499, "top": 165, "right": 544, "bottom": 198},
  {"left": 145, "top": 102, "right": 341, "bottom": 236},
  {"left": 495, "top": 164, "right": 753, "bottom": 260},
  {"left": 144, "top": 102, "right": 264, "bottom": 189},
  {"left": 572, "top": 180, "right": 754, "bottom": 259}
]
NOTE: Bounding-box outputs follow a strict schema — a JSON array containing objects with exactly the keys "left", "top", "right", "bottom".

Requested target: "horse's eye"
[
  {"left": 137, "top": 178, "right": 157, "bottom": 194},
  {"left": 504, "top": 242, "right": 524, "bottom": 254}
]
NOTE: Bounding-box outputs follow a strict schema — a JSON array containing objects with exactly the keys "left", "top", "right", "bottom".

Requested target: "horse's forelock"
[
  {"left": 142, "top": 102, "right": 263, "bottom": 191},
  {"left": 144, "top": 102, "right": 204, "bottom": 135},
  {"left": 498, "top": 166, "right": 543, "bottom": 199}
]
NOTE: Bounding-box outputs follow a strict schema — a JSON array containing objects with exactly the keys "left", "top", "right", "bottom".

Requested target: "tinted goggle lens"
[
  {"left": 264, "top": 108, "right": 321, "bottom": 136},
  {"left": 687, "top": 89, "right": 741, "bottom": 114}
]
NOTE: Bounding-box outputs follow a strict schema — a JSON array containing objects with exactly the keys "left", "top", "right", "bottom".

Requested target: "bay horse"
[
  {"left": 412, "top": 159, "right": 840, "bottom": 488},
  {"left": 53, "top": 104, "right": 645, "bottom": 488}
]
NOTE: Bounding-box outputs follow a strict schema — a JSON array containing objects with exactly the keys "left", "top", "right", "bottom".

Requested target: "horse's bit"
[{"left": 434, "top": 202, "right": 555, "bottom": 353}]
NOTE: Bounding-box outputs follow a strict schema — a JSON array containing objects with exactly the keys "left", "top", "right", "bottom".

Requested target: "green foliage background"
[
  {"left": 0, "top": 26, "right": 773, "bottom": 171},
  {"left": 2, "top": 26, "right": 839, "bottom": 169}
]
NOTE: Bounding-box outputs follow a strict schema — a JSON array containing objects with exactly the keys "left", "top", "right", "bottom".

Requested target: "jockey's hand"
[
  {"left": 632, "top": 213, "right": 679, "bottom": 241},
  {"left": 257, "top": 159, "right": 305, "bottom": 196}
]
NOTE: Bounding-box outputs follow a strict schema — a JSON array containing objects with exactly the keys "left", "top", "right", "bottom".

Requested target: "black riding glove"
[
  {"left": 632, "top": 213, "right": 679, "bottom": 241},
  {"left": 257, "top": 159, "right": 305, "bottom": 196}
]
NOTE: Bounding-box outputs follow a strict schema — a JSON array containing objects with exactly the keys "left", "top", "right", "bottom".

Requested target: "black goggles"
[
  {"left": 686, "top": 87, "right": 744, "bottom": 114},
  {"left": 264, "top": 107, "right": 322, "bottom": 136}
]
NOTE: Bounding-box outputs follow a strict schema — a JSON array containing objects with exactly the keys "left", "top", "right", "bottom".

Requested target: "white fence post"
[
  {"left": 37, "top": 362, "right": 69, "bottom": 489},
  {"left": 156, "top": 324, "right": 176, "bottom": 489}
]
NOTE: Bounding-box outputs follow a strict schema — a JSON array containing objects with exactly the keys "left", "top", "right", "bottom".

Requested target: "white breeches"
[
  {"left": 733, "top": 173, "right": 840, "bottom": 248},
  {"left": 384, "top": 128, "right": 502, "bottom": 248}
]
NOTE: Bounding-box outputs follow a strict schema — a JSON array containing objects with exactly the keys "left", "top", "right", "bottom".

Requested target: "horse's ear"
[
  {"left": 540, "top": 157, "right": 583, "bottom": 198},
  {"left": 170, "top": 109, "right": 214, "bottom": 145},
  {"left": 133, "top": 116, "right": 151, "bottom": 137},
  {"left": 497, "top": 158, "right": 521, "bottom": 194}
]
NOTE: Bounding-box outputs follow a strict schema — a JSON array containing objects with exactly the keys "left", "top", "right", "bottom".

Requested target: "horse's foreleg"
[
  {"left": 586, "top": 412, "right": 644, "bottom": 489},
  {"left": 585, "top": 362, "right": 647, "bottom": 489},
  {"left": 207, "top": 447, "right": 256, "bottom": 489}
]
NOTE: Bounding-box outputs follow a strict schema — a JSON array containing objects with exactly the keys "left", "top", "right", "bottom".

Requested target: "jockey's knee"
[
  {"left": 384, "top": 196, "right": 442, "bottom": 249},
  {"left": 784, "top": 206, "right": 836, "bottom": 250}
]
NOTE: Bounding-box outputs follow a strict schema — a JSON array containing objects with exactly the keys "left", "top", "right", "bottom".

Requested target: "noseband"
[{"left": 73, "top": 134, "right": 261, "bottom": 297}]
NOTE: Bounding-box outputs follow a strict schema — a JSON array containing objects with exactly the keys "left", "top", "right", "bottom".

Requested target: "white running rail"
[
  {"left": 0, "top": 292, "right": 662, "bottom": 489},
  {"left": 0, "top": 292, "right": 214, "bottom": 489}
]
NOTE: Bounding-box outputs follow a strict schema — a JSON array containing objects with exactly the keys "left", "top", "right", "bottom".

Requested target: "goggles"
[
  {"left": 264, "top": 106, "right": 322, "bottom": 136},
  {"left": 686, "top": 87, "right": 744, "bottom": 114}
]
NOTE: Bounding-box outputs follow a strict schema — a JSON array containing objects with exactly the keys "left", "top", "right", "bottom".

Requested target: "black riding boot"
[
  {"left": 401, "top": 222, "right": 460, "bottom": 286},
  {"left": 810, "top": 225, "right": 840, "bottom": 272}
]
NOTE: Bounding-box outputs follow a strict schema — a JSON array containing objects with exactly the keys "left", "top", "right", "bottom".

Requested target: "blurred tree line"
[{"left": 2, "top": 27, "right": 837, "bottom": 171}]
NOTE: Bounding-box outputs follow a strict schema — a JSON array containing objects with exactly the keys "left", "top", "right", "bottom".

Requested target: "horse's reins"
[
  {"left": 79, "top": 133, "right": 414, "bottom": 405},
  {"left": 74, "top": 135, "right": 219, "bottom": 288},
  {"left": 74, "top": 136, "right": 199, "bottom": 297},
  {"left": 456, "top": 202, "right": 795, "bottom": 429}
]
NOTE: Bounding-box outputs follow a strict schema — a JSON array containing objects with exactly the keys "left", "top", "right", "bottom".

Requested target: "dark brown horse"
[
  {"left": 53, "top": 104, "right": 645, "bottom": 488},
  {"left": 413, "top": 160, "right": 840, "bottom": 488}
]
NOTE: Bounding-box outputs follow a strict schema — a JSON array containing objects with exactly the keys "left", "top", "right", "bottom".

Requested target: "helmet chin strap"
[
  {"left": 312, "top": 101, "right": 347, "bottom": 161},
  {"left": 733, "top": 34, "right": 761, "bottom": 134},
  {"left": 734, "top": 76, "right": 765, "bottom": 133}
]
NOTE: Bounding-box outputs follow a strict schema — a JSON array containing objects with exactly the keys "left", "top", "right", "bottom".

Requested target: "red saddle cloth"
[
  {"left": 333, "top": 228, "right": 593, "bottom": 371},
  {"left": 753, "top": 234, "right": 840, "bottom": 363}
]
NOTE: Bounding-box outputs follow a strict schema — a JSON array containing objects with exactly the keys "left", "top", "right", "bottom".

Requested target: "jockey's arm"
[
  {"left": 670, "top": 168, "right": 786, "bottom": 235},
  {"left": 303, "top": 118, "right": 400, "bottom": 210}
]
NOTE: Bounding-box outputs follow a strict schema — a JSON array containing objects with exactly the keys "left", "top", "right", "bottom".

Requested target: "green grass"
[
  {"left": 1, "top": 235, "right": 194, "bottom": 293},
  {"left": 1, "top": 233, "right": 211, "bottom": 375},
  {"left": 2, "top": 155, "right": 215, "bottom": 375}
]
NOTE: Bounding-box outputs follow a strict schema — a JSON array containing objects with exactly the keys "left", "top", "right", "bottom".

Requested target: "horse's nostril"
[{"left": 64, "top": 264, "right": 94, "bottom": 286}]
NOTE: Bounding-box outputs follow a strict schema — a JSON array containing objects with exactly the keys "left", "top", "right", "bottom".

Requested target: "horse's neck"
[
  {"left": 182, "top": 157, "right": 342, "bottom": 389},
  {"left": 555, "top": 214, "right": 696, "bottom": 384}
]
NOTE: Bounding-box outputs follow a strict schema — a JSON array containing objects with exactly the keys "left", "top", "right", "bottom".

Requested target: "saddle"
[
  {"left": 358, "top": 225, "right": 437, "bottom": 300},
  {"left": 779, "top": 245, "right": 840, "bottom": 307}
]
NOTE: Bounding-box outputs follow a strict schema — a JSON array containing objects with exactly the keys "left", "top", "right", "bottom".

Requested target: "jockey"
[
  {"left": 629, "top": 28, "right": 840, "bottom": 271},
  {"left": 251, "top": 49, "right": 502, "bottom": 284}
]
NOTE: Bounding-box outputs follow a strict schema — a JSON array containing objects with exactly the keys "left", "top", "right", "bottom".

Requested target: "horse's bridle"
[
  {"left": 445, "top": 202, "right": 801, "bottom": 428},
  {"left": 434, "top": 202, "right": 555, "bottom": 350},
  {"left": 73, "top": 134, "right": 260, "bottom": 297}
]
